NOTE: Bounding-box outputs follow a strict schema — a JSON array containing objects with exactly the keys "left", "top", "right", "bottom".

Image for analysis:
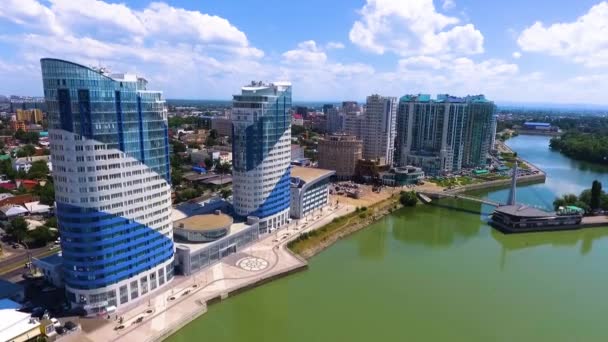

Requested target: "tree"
[
  {"left": 203, "top": 158, "right": 213, "bottom": 170},
  {"left": 27, "top": 226, "right": 56, "bottom": 247},
  {"left": 171, "top": 168, "right": 183, "bottom": 187},
  {"left": 220, "top": 188, "right": 232, "bottom": 199},
  {"left": 27, "top": 160, "right": 49, "bottom": 179},
  {"left": 45, "top": 216, "right": 58, "bottom": 228},
  {"left": 38, "top": 182, "right": 55, "bottom": 205},
  {"left": 591, "top": 180, "right": 602, "bottom": 210},
  {"left": 215, "top": 162, "right": 232, "bottom": 174},
  {"left": 17, "top": 144, "right": 36, "bottom": 157},
  {"left": 6, "top": 217, "right": 28, "bottom": 242},
  {"left": 171, "top": 140, "right": 187, "bottom": 153},
  {"left": 399, "top": 191, "right": 418, "bottom": 207},
  {"left": 14, "top": 130, "right": 39, "bottom": 144}
]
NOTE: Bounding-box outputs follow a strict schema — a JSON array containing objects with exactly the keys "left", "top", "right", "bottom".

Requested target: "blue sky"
[{"left": 1, "top": 0, "right": 608, "bottom": 104}]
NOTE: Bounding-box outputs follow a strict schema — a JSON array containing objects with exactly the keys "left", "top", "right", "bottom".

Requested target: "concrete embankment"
[
  {"left": 151, "top": 263, "right": 308, "bottom": 342},
  {"left": 289, "top": 196, "right": 402, "bottom": 259},
  {"left": 422, "top": 172, "right": 546, "bottom": 201}
]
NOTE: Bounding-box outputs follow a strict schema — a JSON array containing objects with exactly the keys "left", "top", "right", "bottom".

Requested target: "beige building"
[
  {"left": 16, "top": 109, "right": 43, "bottom": 124},
  {"left": 317, "top": 134, "right": 363, "bottom": 180}
]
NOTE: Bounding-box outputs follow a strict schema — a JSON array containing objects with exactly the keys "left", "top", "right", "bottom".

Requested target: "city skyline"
[{"left": 2, "top": 1, "right": 608, "bottom": 104}]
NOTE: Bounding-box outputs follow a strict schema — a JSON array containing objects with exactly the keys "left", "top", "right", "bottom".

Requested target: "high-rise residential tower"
[
  {"left": 232, "top": 81, "right": 292, "bottom": 233},
  {"left": 462, "top": 96, "right": 497, "bottom": 167},
  {"left": 40, "top": 58, "right": 174, "bottom": 312},
  {"left": 324, "top": 104, "right": 342, "bottom": 134},
  {"left": 342, "top": 101, "right": 362, "bottom": 138},
  {"left": 396, "top": 94, "right": 495, "bottom": 175},
  {"left": 361, "top": 95, "right": 397, "bottom": 164}
]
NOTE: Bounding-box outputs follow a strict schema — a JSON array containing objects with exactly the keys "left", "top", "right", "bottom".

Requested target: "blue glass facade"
[{"left": 41, "top": 59, "right": 170, "bottom": 182}]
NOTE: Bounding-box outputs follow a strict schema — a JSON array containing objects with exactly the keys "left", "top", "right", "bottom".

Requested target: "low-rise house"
[
  {"left": 12, "top": 155, "right": 52, "bottom": 173},
  {"left": 0, "top": 194, "right": 37, "bottom": 207},
  {"left": 0, "top": 299, "right": 42, "bottom": 342},
  {"left": 33, "top": 254, "right": 63, "bottom": 288},
  {"left": 0, "top": 205, "right": 28, "bottom": 219},
  {"left": 24, "top": 201, "right": 51, "bottom": 215}
]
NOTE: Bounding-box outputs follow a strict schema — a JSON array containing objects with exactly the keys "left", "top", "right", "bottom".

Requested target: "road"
[{"left": 0, "top": 242, "right": 60, "bottom": 279}]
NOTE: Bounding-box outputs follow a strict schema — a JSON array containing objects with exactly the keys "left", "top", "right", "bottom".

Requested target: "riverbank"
[{"left": 288, "top": 194, "right": 402, "bottom": 258}]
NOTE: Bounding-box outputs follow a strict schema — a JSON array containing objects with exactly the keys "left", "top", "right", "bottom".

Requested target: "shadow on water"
[
  {"left": 427, "top": 201, "right": 491, "bottom": 217},
  {"left": 491, "top": 225, "right": 608, "bottom": 256}
]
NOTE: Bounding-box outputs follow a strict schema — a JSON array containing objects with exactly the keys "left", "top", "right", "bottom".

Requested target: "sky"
[{"left": 1, "top": 0, "right": 608, "bottom": 104}]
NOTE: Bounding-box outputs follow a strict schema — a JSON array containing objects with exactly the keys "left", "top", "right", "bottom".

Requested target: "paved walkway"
[{"left": 64, "top": 203, "right": 353, "bottom": 342}]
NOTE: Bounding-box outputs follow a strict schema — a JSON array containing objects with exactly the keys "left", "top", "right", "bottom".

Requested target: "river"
[{"left": 168, "top": 135, "right": 608, "bottom": 342}]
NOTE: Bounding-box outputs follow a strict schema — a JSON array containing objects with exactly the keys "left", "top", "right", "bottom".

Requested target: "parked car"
[{"left": 64, "top": 321, "right": 77, "bottom": 331}]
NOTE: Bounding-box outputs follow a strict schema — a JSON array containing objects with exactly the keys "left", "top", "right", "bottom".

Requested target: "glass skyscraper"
[
  {"left": 396, "top": 94, "right": 495, "bottom": 175},
  {"left": 232, "top": 82, "right": 292, "bottom": 233},
  {"left": 40, "top": 58, "right": 174, "bottom": 313}
]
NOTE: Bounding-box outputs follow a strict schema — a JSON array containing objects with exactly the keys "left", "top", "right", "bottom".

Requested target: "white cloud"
[
  {"left": 442, "top": 0, "right": 456, "bottom": 10},
  {"left": 398, "top": 56, "right": 442, "bottom": 69},
  {"left": 349, "top": 0, "right": 483, "bottom": 56},
  {"left": 282, "top": 40, "right": 327, "bottom": 64},
  {"left": 517, "top": 2, "right": 608, "bottom": 67},
  {"left": 0, "top": 0, "right": 268, "bottom": 98},
  {"left": 0, "top": 0, "right": 63, "bottom": 34},
  {"left": 326, "top": 41, "right": 345, "bottom": 49},
  {"left": 512, "top": 51, "right": 522, "bottom": 59},
  {"left": 278, "top": 41, "right": 375, "bottom": 99}
]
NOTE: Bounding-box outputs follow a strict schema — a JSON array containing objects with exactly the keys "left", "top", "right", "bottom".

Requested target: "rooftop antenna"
[{"left": 507, "top": 161, "right": 518, "bottom": 205}]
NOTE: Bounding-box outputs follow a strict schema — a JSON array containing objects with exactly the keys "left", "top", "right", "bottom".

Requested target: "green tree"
[
  {"left": 26, "top": 226, "right": 56, "bottom": 247},
  {"left": 171, "top": 140, "right": 187, "bottom": 153},
  {"left": 171, "top": 168, "right": 183, "bottom": 186},
  {"left": 399, "top": 191, "right": 418, "bottom": 207},
  {"left": 220, "top": 188, "right": 232, "bottom": 199},
  {"left": 27, "top": 160, "right": 49, "bottom": 179},
  {"left": 38, "top": 182, "right": 55, "bottom": 205},
  {"left": 6, "top": 217, "right": 28, "bottom": 242},
  {"left": 591, "top": 180, "right": 602, "bottom": 210},
  {"left": 45, "top": 216, "right": 58, "bottom": 228},
  {"left": 203, "top": 158, "right": 213, "bottom": 169},
  {"left": 0, "top": 159, "right": 16, "bottom": 180},
  {"left": 215, "top": 162, "right": 232, "bottom": 174},
  {"left": 17, "top": 144, "right": 36, "bottom": 157}
]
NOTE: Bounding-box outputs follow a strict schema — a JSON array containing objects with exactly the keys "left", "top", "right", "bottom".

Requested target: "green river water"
[{"left": 168, "top": 135, "right": 608, "bottom": 342}]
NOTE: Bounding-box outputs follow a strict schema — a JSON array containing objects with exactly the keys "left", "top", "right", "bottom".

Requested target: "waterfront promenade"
[{"left": 63, "top": 202, "right": 354, "bottom": 342}]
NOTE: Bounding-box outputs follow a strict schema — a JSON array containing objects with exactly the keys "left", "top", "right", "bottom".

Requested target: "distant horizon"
[{"left": 165, "top": 98, "right": 608, "bottom": 110}]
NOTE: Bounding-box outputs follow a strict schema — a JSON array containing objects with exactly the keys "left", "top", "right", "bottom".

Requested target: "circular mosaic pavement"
[{"left": 236, "top": 256, "right": 269, "bottom": 271}]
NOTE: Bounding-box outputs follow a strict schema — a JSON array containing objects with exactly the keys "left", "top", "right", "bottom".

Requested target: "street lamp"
[{"left": 22, "top": 241, "right": 32, "bottom": 273}]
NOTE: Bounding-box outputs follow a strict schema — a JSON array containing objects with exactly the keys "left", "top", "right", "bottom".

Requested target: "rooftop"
[
  {"left": 494, "top": 204, "right": 554, "bottom": 218},
  {"left": 176, "top": 221, "right": 252, "bottom": 254},
  {"left": 0, "top": 298, "right": 40, "bottom": 342},
  {"left": 34, "top": 253, "right": 63, "bottom": 266},
  {"left": 174, "top": 212, "right": 233, "bottom": 231},
  {"left": 291, "top": 166, "right": 335, "bottom": 183},
  {"left": 0, "top": 280, "right": 23, "bottom": 299}
]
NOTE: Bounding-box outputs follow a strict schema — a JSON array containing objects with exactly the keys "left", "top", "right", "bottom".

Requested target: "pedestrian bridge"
[{"left": 418, "top": 191, "right": 501, "bottom": 207}]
